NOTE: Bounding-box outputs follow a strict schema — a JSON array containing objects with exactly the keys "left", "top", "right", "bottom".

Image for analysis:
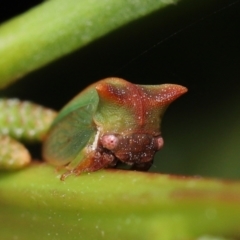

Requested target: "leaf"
[
  {"left": 0, "top": 164, "right": 240, "bottom": 240},
  {"left": 0, "top": 0, "right": 178, "bottom": 88}
]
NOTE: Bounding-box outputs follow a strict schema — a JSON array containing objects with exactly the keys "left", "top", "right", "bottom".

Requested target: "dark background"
[{"left": 1, "top": 0, "right": 240, "bottom": 179}]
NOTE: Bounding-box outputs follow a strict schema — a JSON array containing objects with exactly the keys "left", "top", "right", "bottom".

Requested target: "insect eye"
[
  {"left": 155, "top": 136, "right": 164, "bottom": 150},
  {"left": 101, "top": 134, "right": 119, "bottom": 150}
]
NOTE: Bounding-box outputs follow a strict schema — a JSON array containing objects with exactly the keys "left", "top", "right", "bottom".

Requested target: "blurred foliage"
[{"left": 0, "top": 0, "right": 177, "bottom": 87}]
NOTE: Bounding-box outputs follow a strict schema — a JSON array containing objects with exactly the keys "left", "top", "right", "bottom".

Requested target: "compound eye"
[
  {"left": 101, "top": 134, "right": 119, "bottom": 150},
  {"left": 155, "top": 136, "right": 164, "bottom": 150}
]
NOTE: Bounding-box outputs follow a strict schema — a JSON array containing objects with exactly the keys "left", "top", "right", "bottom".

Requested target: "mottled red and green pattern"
[
  {"left": 43, "top": 78, "right": 187, "bottom": 180},
  {"left": 94, "top": 78, "right": 187, "bottom": 134}
]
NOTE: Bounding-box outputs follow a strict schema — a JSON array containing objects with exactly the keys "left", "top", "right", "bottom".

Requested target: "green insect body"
[
  {"left": 0, "top": 99, "right": 57, "bottom": 170},
  {"left": 43, "top": 78, "right": 187, "bottom": 180}
]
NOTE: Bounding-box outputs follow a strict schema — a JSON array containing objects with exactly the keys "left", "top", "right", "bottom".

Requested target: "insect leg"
[{"left": 130, "top": 160, "right": 153, "bottom": 172}]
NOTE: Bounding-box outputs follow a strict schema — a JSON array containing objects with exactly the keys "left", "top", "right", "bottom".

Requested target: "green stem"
[
  {"left": 0, "top": 164, "right": 240, "bottom": 239},
  {"left": 0, "top": 0, "right": 177, "bottom": 88}
]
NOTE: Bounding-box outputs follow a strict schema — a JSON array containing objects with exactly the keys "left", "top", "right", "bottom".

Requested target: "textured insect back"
[
  {"left": 93, "top": 78, "right": 138, "bottom": 133},
  {"left": 94, "top": 78, "right": 188, "bottom": 134},
  {"left": 0, "top": 99, "right": 57, "bottom": 142},
  {"left": 0, "top": 135, "right": 31, "bottom": 170}
]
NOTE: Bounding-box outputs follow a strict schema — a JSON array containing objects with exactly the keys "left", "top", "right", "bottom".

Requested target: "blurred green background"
[{"left": 1, "top": 0, "right": 240, "bottom": 179}]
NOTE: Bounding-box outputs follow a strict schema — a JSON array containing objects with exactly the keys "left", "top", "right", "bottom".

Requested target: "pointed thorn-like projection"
[{"left": 94, "top": 78, "right": 187, "bottom": 134}]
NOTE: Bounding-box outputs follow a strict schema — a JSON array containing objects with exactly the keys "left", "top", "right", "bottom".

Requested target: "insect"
[{"left": 43, "top": 77, "right": 187, "bottom": 180}]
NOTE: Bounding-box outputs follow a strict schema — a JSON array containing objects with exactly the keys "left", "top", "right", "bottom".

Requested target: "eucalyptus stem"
[
  {"left": 1, "top": 164, "right": 240, "bottom": 240},
  {"left": 0, "top": 0, "right": 177, "bottom": 88}
]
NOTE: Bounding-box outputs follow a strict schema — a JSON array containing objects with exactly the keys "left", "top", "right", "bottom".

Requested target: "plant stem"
[
  {"left": 0, "top": 0, "right": 177, "bottom": 88},
  {"left": 0, "top": 164, "right": 240, "bottom": 239}
]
